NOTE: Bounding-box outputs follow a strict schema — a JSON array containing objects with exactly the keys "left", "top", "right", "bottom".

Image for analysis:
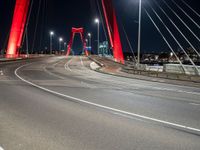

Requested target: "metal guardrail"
[
  {"left": 88, "top": 56, "right": 200, "bottom": 83},
  {"left": 0, "top": 55, "right": 51, "bottom": 64},
  {"left": 122, "top": 66, "right": 200, "bottom": 83}
]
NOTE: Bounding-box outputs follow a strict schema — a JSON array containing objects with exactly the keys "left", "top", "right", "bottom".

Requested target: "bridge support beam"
[
  {"left": 66, "top": 28, "right": 88, "bottom": 56},
  {"left": 6, "top": 0, "right": 30, "bottom": 58},
  {"left": 101, "top": 0, "right": 124, "bottom": 64}
]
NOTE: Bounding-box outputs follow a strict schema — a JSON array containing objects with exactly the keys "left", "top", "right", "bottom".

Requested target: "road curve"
[{"left": 0, "top": 56, "right": 200, "bottom": 150}]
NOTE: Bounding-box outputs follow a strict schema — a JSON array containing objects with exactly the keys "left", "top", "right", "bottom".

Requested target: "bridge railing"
[{"left": 122, "top": 65, "right": 200, "bottom": 83}]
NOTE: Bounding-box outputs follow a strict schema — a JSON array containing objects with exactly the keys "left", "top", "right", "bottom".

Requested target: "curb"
[{"left": 87, "top": 56, "right": 105, "bottom": 67}]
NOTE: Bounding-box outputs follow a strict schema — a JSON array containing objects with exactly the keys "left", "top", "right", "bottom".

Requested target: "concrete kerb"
[{"left": 87, "top": 56, "right": 105, "bottom": 67}]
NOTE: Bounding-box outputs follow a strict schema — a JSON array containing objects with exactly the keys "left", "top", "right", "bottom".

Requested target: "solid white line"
[
  {"left": 15, "top": 63, "right": 200, "bottom": 134},
  {"left": 0, "top": 146, "right": 4, "bottom": 150}
]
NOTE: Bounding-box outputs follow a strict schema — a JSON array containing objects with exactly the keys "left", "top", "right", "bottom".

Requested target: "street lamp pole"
[
  {"left": 85, "top": 39, "right": 88, "bottom": 47},
  {"left": 95, "top": 18, "right": 100, "bottom": 55},
  {"left": 88, "top": 33, "right": 91, "bottom": 51},
  {"left": 137, "top": 0, "right": 142, "bottom": 64},
  {"left": 64, "top": 42, "right": 67, "bottom": 50},
  {"left": 50, "top": 31, "right": 54, "bottom": 55}
]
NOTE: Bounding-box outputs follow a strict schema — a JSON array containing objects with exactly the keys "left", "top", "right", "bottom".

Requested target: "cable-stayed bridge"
[{"left": 0, "top": 1, "right": 200, "bottom": 149}]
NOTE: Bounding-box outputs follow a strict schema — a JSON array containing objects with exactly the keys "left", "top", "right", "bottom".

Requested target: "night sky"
[{"left": 0, "top": 0, "right": 200, "bottom": 54}]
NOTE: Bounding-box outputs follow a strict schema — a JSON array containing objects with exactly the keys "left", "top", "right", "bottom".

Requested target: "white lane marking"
[
  {"left": 73, "top": 56, "right": 200, "bottom": 96},
  {"left": 0, "top": 146, "right": 4, "bottom": 150},
  {"left": 15, "top": 63, "right": 200, "bottom": 134},
  {"left": 64, "top": 57, "right": 73, "bottom": 72},
  {"left": 0, "top": 70, "right": 3, "bottom": 76},
  {"left": 52, "top": 60, "right": 63, "bottom": 67},
  {"left": 189, "top": 103, "right": 200, "bottom": 106},
  {"left": 98, "top": 76, "right": 200, "bottom": 96},
  {"left": 150, "top": 86, "right": 200, "bottom": 95},
  {"left": 80, "top": 56, "right": 84, "bottom": 66},
  {"left": 81, "top": 81, "right": 97, "bottom": 89}
]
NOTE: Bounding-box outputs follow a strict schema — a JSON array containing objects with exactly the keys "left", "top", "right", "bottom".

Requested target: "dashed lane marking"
[
  {"left": 189, "top": 103, "right": 200, "bottom": 106},
  {"left": 65, "top": 57, "right": 200, "bottom": 96},
  {"left": 80, "top": 56, "right": 84, "bottom": 66},
  {"left": 64, "top": 58, "right": 73, "bottom": 72},
  {"left": 0, "top": 70, "right": 3, "bottom": 76}
]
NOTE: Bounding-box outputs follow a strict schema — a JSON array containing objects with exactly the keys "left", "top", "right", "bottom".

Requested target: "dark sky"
[{"left": 0, "top": 0, "right": 200, "bottom": 54}]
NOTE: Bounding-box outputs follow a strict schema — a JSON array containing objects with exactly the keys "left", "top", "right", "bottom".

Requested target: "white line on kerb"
[{"left": 15, "top": 63, "right": 200, "bottom": 134}]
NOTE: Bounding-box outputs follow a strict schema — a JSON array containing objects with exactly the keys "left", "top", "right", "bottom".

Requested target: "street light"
[
  {"left": 59, "top": 37, "right": 63, "bottom": 51},
  {"left": 94, "top": 18, "right": 100, "bottom": 55},
  {"left": 88, "top": 33, "right": 91, "bottom": 37},
  {"left": 49, "top": 31, "right": 54, "bottom": 54},
  {"left": 64, "top": 42, "right": 67, "bottom": 50},
  {"left": 87, "top": 33, "right": 92, "bottom": 52},
  {"left": 137, "top": 0, "right": 142, "bottom": 65}
]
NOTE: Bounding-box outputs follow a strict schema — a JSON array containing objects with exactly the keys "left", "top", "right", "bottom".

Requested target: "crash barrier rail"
[{"left": 122, "top": 66, "right": 200, "bottom": 83}]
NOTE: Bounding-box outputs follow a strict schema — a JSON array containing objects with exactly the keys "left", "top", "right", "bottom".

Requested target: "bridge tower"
[
  {"left": 66, "top": 28, "right": 89, "bottom": 56},
  {"left": 101, "top": 0, "right": 124, "bottom": 64},
  {"left": 6, "top": 0, "right": 30, "bottom": 58}
]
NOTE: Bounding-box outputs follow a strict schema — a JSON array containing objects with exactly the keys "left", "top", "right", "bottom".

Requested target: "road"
[{"left": 0, "top": 56, "right": 200, "bottom": 150}]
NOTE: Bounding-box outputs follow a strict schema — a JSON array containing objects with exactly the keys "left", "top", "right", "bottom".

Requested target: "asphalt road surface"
[{"left": 0, "top": 56, "right": 200, "bottom": 150}]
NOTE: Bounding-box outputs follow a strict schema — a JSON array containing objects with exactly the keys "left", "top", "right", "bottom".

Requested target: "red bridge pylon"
[
  {"left": 6, "top": 0, "right": 30, "bottom": 58},
  {"left": 66, "top": 28, "right": 89, "bottom": 57},
  {"left": 101, "top": 0, "right": 124, "bottom": 64}
]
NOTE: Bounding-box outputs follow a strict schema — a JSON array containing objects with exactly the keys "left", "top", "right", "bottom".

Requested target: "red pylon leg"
[
  {"left": 101, "top": 0, "right": 124, "bottom": 64},
  {"left": 6, "top": 0, "right": 30, "bottom": 58}
]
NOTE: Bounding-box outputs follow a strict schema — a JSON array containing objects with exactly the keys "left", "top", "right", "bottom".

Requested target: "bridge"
[{"left": 0, "top": 0, "right": 200, "bottom": 149}]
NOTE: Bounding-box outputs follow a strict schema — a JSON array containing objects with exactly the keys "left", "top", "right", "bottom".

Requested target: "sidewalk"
[{"left": 89, "top": 56, "right": 200, "bottom": 88}]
